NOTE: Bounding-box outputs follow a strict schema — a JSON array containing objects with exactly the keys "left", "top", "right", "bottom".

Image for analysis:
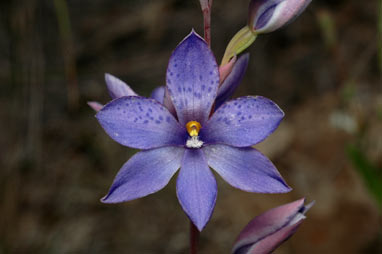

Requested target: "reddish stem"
[
  {"left": 190, "top": 221, "right": 200, "bottom": 254},
  {"left": 200, "top": 0, "right": 213, "bottom": 47}
]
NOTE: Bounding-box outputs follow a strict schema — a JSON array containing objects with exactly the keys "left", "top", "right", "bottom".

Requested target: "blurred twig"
[
  {"left": 378, "top": 0, "right": 382, "bottom": 77},
  {"left": 2, "top": 0, "right": 45, "bottom": 246},
  {"left": 53, "top": 0, "right": 79, "bottom": 110},
  {"left": 317, "top": 9, "right": 337, "bottom": 50}
]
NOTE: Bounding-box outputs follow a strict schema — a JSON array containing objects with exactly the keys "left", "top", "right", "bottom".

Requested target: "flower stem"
[
  {"left": 199, "top": 0, "right": 213, "bottom": 47},
  {"left": 190, "top": 221, "right": 199, "bottom": 254}
]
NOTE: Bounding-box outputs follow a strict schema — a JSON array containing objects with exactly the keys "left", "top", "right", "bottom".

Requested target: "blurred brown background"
[{"left": 0, "top": 0, "right": 381, "bottom": 253}]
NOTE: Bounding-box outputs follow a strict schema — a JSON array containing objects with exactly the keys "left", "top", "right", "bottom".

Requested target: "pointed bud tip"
[{"left": 88, "top": 101, "right": 104, "bottom": 112}]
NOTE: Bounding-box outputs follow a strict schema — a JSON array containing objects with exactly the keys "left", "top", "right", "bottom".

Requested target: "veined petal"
[
  {"left": 88, "top": 101, "right": 104, "bottom": 112},
  {"left": 105, "top": 73, "right": 138, "bottom": 99},
  {"left": 216, "top": 54, "right": 249, "bottom": 109},
  {"left": 150, "top": 86, "right": 165, "bottom": 104},
  {"left": 102, "top": 146, "right": 184, "bottom": 203},
  {"left": 249, "top": 0, "right": 312, "bottom": 34},
  {"left": 232, "top": 198, "right": 314, "bottom": 254},
  {"left": 176, "top": 149, "right": 217, "bottom": 231},
  {"left": 166, "top": 30, "right": 219, "bottom": 125},
  {"left": 203, "top": 145, "right": 290, "bottom": 193},
  {"left": 201, "top": 96, "right": 284, "bottom": 147},
  {"left": 96, "top": 96, "right": 187, "bottom": 149}
]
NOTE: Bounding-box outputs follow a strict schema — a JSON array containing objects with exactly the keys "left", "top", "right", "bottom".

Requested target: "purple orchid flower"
[
  {"left": 248, "top": 0, "right": 312, "bottom": 34},
  {"left": 88, "top": 73, "right": 165, "bottom": 112},
  {"left": 232, "top": 198, "right": 314, "bottom": 254},
  {"left": 95, "top": 31, "right": 290, "bottom": 231}
]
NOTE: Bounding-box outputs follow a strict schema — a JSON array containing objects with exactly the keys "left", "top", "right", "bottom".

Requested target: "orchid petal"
[
  {"left": 249, "top": 0, "right": 312, "bottom": 34},
  {"left": 204, "top": 145, "right": 290, "bottom": 193},
  {"left": 166, "top": 30, "right": 219, "bottom": 125},
  {"left": 219, "top": 55, "right": 237, "bottom": 84},
  {"left": 162, "top": 87, "right": 177, "bottom": 116},
  {"left": 216, "top": 54, "right": 249, "bottom": 109},
  {"left": 176, "top": 149, "right": 217, "bottom": 231},
  {"left": 201, "top": 96, "right": 284, "bottom": 147},
  {"left": 88, "top": 101, "right": 104, "bottom": 112},
  {"left": 102, "top": 146, "right": 184, "bottom": 203},
  {"left": 150, "top": 86, "right": 165, "bottom": 104},
  {"left": 96, "top": 96, "right": 186, "bottom": 149},
  {"left": 105, "top": 73, "right": 138, "bottom": 99},
  {"left": 232, "top": 198, "right": 314, "bottom": 254}
]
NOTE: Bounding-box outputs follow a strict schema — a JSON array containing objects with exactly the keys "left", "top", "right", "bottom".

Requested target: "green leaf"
[
  {"left": 221, "top": 26, "right": 257, "bottom": 65},
  {"left": 346, "top": 144, "right": 382, "bottom": 208}
]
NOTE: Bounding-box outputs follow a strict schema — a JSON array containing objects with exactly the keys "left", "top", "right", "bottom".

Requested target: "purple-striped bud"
[
  {"left": 232, "top": 198, "right": 314, "bottom": 254},
  {"left": 248, "top": 0, "right": 312, "bottom": 34}
]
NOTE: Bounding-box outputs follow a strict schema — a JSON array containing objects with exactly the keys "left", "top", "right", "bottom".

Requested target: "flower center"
[
  {"left": 186, "top": 121, "right": 201, "bottom": 137},
  {"left": 185, "top": 121, "right": 203, "bottom": 148}
]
